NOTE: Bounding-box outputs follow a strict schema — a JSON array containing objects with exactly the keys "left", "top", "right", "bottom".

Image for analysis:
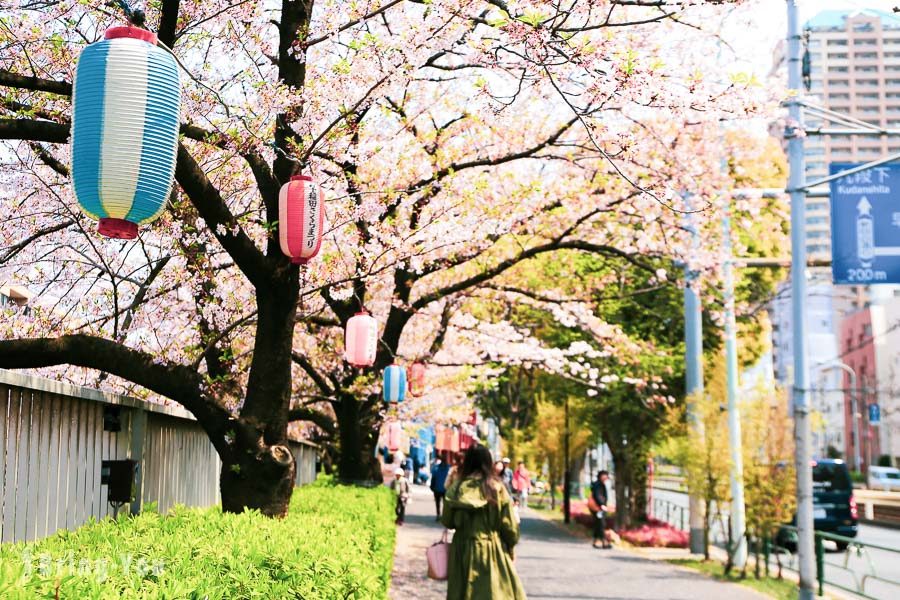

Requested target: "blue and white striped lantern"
[
  {"left": 71, "top": 27, "right": 181, "bottom": 239},
  {"left": 383, "top": 364, "right": 407, "bottom": 403}
]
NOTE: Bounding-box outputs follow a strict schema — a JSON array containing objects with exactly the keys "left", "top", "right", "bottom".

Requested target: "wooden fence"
[{"left": 0, "top": 370, "right": 317, "bottom": 543}]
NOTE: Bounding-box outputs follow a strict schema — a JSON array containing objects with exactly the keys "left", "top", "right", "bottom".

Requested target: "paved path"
[{"left": 390, "top": 485, "right": 766, "bottom": 600}]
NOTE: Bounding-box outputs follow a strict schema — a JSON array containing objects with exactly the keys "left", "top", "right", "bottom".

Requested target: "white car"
[{"left": 867, "top": 466, "right": 900, "bottom": 491}]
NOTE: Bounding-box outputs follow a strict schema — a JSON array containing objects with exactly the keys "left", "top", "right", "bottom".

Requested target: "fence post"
[
  {"left": 129, "top": 408, "right": 147, "bottom": 516},
  {"left": 764, "top": 537, "right": 770, "bottom": 578},
  {"left": 815, "top": 534, "right": 824, "bottom": 597}
]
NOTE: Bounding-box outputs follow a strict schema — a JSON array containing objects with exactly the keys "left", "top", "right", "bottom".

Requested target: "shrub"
[
  {"left": 0, "top": 479, "right": 396, "bottom": 599},
  {"left": 618, "top": 519, "right": 688, "bottom": 548}
]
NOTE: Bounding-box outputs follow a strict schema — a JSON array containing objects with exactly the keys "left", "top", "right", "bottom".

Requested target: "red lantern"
[
  {"left": 345, "top": 311, "right": 378, "bottom": 367},
  {"left": 435, "top": 424, "right": 447, "bottom": 451},
  {"left": 279, "top": 175, "right": 324, "bottom": 264},
  {"left": 409, "top": 362, "right": 426, "bottom": 397},
  {"left": 449, "top": 427, "right": 460, "bottom": 453}
]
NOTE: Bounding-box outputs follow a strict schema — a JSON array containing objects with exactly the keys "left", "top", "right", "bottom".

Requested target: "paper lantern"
[
  {"left": 449, "top": 427, "right": 460, "bottom": 453},
  {"left": 408, "top": 362, "right": 426, "bottom": 397},
  {"left": 383, "top": 364, "right": 407, "bottom": 403},
  {"left": 71, "top": 26, "right": 181, "bottom": 240},
  {"left": 344, "top": 311, "right": 378, "bottom": 367},
  {"left": 279, "top": 175, "right": 324, "bottom": 264},
  {"left": 386, "top": 421, "right": 402, "bottom": 452},
  {"left": 434, "top": 425, "right": 447, "bottom": 451}
]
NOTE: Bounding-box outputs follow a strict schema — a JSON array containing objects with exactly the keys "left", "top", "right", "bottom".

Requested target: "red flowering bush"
[{"left": 618, "top": 519, "right": 689, "bottom": 548}]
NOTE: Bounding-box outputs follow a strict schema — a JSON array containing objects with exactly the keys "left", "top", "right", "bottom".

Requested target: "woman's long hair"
[{"left": 461, "top": 445, "right": 502, "bottom": 504}]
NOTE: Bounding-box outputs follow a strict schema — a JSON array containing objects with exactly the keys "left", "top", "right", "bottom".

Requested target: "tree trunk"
[
  {"left": 613, "top": 451, "right": 630, "bottom": 530},
  {"left": 220, "top": 437, "right": 296, "bottom": 517},
  {"left": 630, "top": 453, "right": 648, "bottom": 524},
  {"left": 335, "top": 394, "right": 381, "bottom": 482}
]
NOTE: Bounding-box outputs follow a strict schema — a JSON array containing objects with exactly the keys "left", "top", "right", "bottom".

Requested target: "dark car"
[{"left": 779, "top": 459, "right": 858, "bottom": 551}]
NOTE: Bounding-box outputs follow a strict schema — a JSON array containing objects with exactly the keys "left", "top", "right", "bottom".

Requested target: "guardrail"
[
  {"left": 771, "top": 526, "right": 900, "bottom": 599},
  {"left": 651, "top": 497, "right": 687, "bottom": 531}
]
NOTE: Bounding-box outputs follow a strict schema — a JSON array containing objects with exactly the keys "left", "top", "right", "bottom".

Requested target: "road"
[{"left": 650, "top": 487, "right": 900, "bottom": 599}]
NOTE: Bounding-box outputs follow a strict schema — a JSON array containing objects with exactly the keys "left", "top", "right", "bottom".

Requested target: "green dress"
[{"left": 440, "top": 477, "right": 527, "bottom": 600}]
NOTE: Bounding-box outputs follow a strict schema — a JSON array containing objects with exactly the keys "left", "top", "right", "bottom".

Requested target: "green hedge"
[{"left": 0, "top": 479, "right": 396, "bottom": 599}]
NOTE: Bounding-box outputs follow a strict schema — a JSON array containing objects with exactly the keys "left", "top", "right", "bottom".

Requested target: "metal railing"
[
  {"left": 769, "top": 526, "right": 900, "bottom": 599},
  {"left": 651, "top": 497, "right": 687, "bottom": 531}
]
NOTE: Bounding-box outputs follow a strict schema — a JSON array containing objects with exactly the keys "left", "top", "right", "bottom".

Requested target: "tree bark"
[
  {"left": 220, "top": 436, "right": 296, "bottom": 517},
  {"left": 335, "top": 393, "right": 381, "bottom": 482}
]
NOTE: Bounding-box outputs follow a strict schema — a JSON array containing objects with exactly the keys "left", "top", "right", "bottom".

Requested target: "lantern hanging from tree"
[
  {"left": 408, "top": 362, "right": 426, "bottom": 397},
  {"left": 344, "top": 311, "right": 378, "bottom": 367},
  {"left": 279, "top": 175, "right": 324, "bottom": 264},
  {"left": 383, "top": 364, "right": 407, "bottom": 403},
  {"left": 71, "top": 26, "right": 181, "bottom": 240}
]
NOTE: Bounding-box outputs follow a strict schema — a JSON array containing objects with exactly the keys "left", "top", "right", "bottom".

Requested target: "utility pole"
[
  {"left": 786, "top": 2, "right": 815, "bottom": 598},
  {"left": 683, "top": 194, "right": 705, "bottom": 555},
  {"left": 818, "top": 361, "right": 860, "bottom": 470},
  {"left": 563, "top": 394, "right": 571, "bottom": 524},
  {"left": 723, "top": 213, "right": 747, "bottom": 569}
]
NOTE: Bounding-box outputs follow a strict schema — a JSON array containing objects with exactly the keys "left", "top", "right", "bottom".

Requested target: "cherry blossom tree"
[{"left": 0, "top": 0, "right": 759, "bottom": 515}]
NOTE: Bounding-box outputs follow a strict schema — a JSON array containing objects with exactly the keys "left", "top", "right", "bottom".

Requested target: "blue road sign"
[
  {"left": 869, "top": 403, "right": 881, "bottom": 425},
  {"left": 829, "top": 163, "right": 900, "bottom": 285}
]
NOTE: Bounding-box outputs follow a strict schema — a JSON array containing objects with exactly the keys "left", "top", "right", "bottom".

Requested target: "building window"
[
  {"left": 856, "top": 79, "right": 879, "bottom": 86},
  {"left": 857, "top": 92, "right": 879, "bottom": 99},
  {"left": 857, "top": 66, "right": 878, "bottom": 72},
  {"left": 886, "top": 79, "right": 900, "bottom": 85},
  {"left": 854, "top": 52, "right": 878, "bottom": 59},
  {"left": 827, "top": 79, "right": 849, "bottom": 87},
  {"left": 828, "top": 52, "right": 848, "bottom": 59},
  {"left": 806, "top": 147, "right": 826, "bottom": 156},
  {"left": 854, "top": 38, "right": 877, "bottom": 46},
  {"left": 857, "top": 107, "right": 880, "bottom": 113},
  {"left": 827, "top": 39, "right": 848, "bottom": 46},
  {"left": 807, "top": 216, "right": 829, "bottom": 225},
  {"left": 829, "top": 66, "right": 848, "bottom": 73}
]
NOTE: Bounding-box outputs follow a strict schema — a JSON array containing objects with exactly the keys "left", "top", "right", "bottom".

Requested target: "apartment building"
[{"left": 805, "top": 9, "right": 900, "bottom": 269}]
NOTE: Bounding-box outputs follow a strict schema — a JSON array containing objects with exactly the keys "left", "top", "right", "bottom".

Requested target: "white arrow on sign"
[{"left": 855, "top": 196, "right": 900, "bottom": 257}]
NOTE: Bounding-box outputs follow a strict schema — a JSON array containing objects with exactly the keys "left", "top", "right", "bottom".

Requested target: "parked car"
[
  {"left": 778, "top": 459, "right": 858, "bottom": 551},
  {"left": 867, "top": 466, "right": 900, "bottom": 492}
]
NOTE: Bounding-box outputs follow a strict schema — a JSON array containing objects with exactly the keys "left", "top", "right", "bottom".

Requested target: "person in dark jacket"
[
  {"left": 591, "top": 470, "right": 611, "bottom": 549},
  {"left": 430, "top": 456, "right": 451, "bottom": 520}
]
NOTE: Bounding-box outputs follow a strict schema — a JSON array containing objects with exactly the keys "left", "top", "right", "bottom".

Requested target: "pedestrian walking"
[
  {"left": 431, "top": 456, "right": 451, "bottom": 520},
  {"left": 441, "top": 445, "right": 526, "bottom": 600},
  {"left": 512, "top": 461, "right": 531, "bottom": 506},
  {"left": 590, "top": 470, "right": 611, "bottom": 549},
  {"left": 500, "top": 457, "right": 513, "bottom": 494},
  {"left": 392, "top": 467, "right": 411, "bottom": 525}
]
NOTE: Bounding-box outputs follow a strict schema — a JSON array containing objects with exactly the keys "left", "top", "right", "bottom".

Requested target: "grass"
[
  {"left": 0, "top": 478, "right": 396, "bottom": 599},
  {"left": 668, "top": 558, "right": 798, "bottom": 600}
]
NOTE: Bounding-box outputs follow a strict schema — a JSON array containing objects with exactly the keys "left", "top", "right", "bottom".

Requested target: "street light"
[{"left": 815, "top": 360, "right": 861, "bottom": 471}]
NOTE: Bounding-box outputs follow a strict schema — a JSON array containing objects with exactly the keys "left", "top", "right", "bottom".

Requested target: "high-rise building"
[
  {"left": 769, "top": 10, "right": 900, "bottom": 459},
  {"left": 805, "top": 9, "right": 900, "bottom": 269}
]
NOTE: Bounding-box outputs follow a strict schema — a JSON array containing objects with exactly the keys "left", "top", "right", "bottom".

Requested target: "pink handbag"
[{"left": 426, "top": 530, "right": 450, "bottom": 581}]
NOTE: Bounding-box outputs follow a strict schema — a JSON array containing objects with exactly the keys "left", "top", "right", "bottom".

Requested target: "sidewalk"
[{"left": 390, "top": 485, "right": 767, "bottom": 599}]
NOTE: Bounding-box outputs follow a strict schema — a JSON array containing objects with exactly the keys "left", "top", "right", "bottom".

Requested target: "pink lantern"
[
  {"left": 386, "top": 421, "right": 402, "bottom": 452},
  {"left": 409, "top": 362, "right": 426, "bottom": 397},
  {"left": 345, "top": 311, "right": 378, "bottom": 367},
  {"left": 278, "top": 175, "right": 324, "bottom": 264}
]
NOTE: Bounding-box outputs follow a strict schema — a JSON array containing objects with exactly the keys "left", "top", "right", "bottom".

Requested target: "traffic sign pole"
[{"left": 786, "top": 2, "right": 816, "bottom": 598}]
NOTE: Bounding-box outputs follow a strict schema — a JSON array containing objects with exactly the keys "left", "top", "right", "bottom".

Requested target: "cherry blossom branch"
[
  {"left": 0, "top": 335, "right": 234, "bottom": 454},
  {"left": 287, "top": 407, "right": 336, "bottom": 435},
  {"left": 291, "top": 352, "right": 335, "bottom": 396},
  {"left": 412, "top": 239, "right": 658, "bottom": 311},
  {"left": 174, "top": 143, "right": 272, "bottom": 287}
]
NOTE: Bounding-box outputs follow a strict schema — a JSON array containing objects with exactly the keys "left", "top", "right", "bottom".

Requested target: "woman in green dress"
[{"left": 440, "top": 445, "right": 527, "bottom": 600}]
